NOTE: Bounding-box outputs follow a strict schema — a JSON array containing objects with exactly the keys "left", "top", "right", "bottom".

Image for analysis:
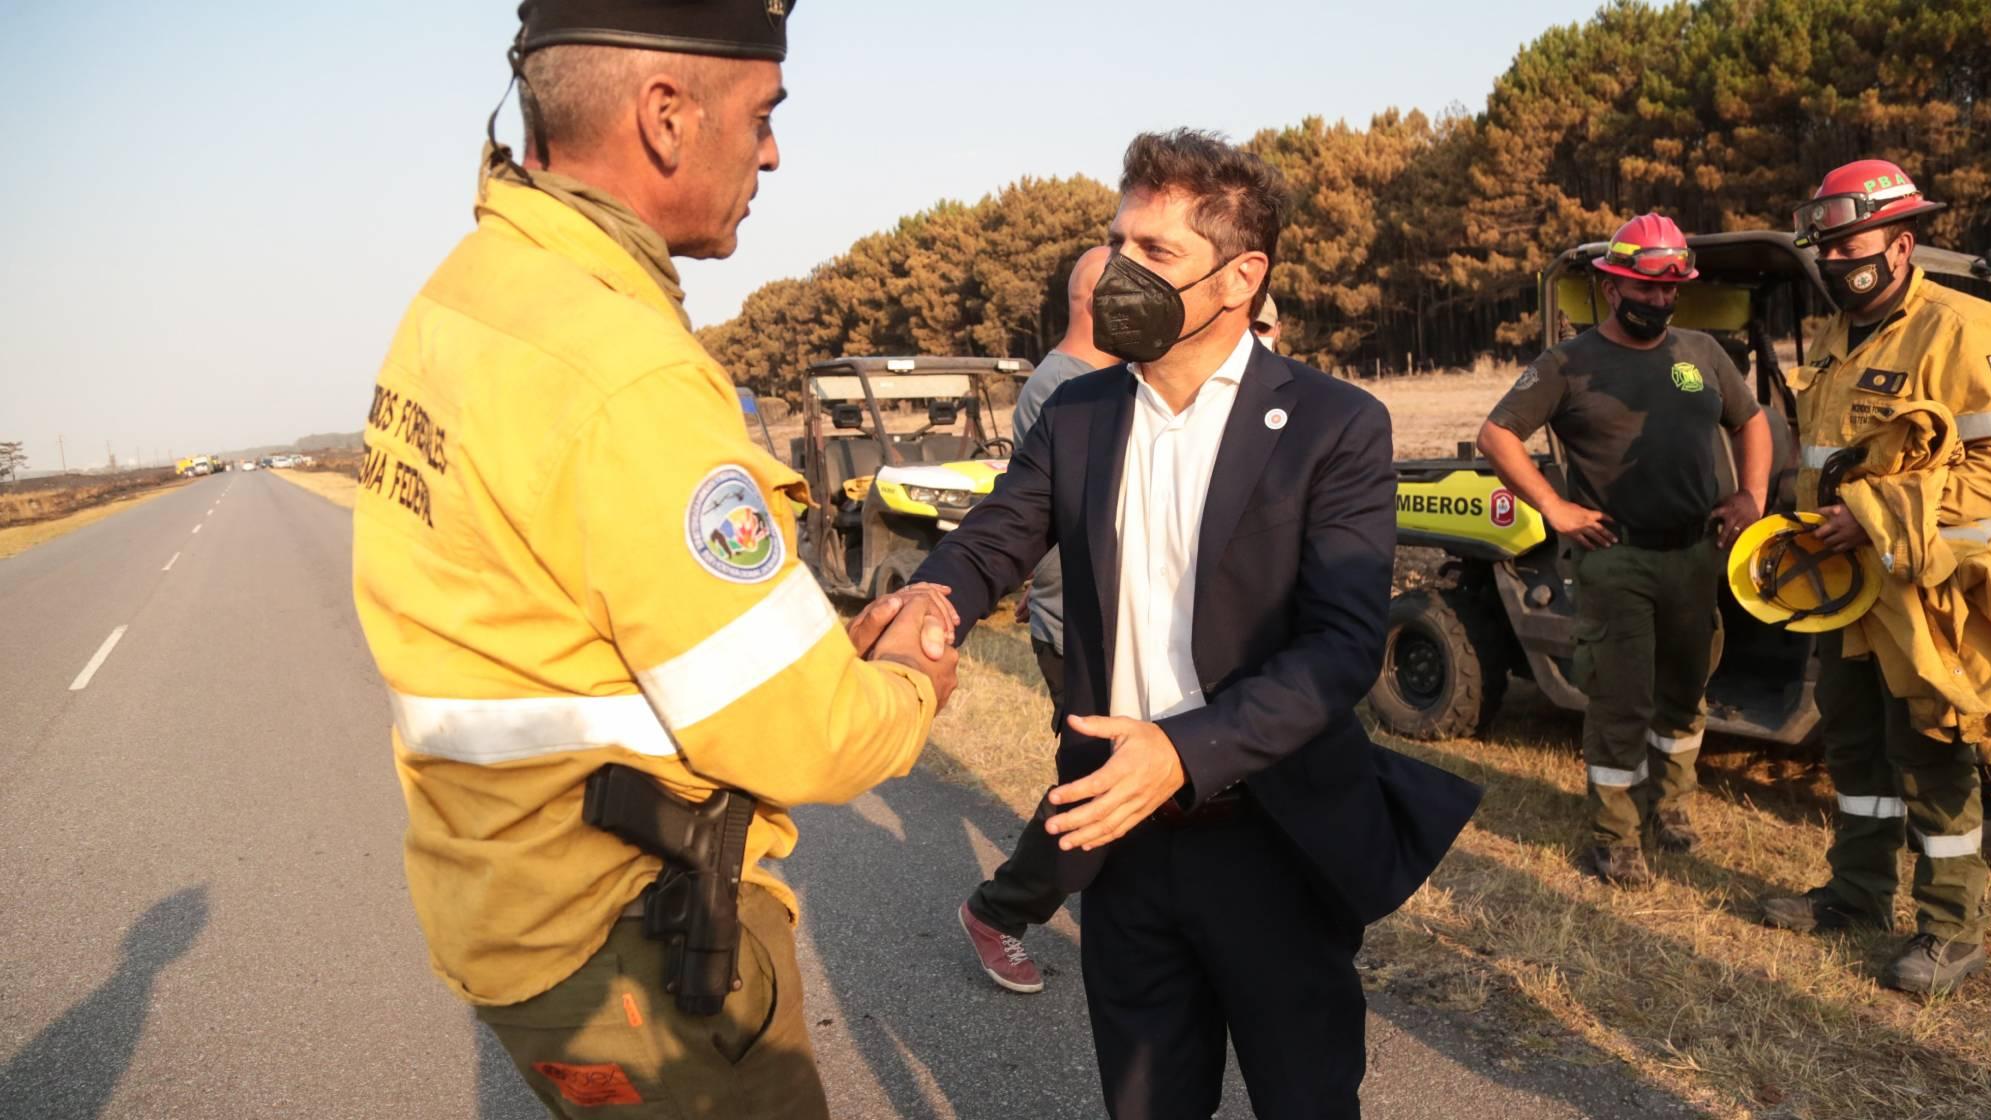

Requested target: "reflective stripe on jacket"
[{"left": 354, "top": 176, "right": 937, "bottom": 1005}]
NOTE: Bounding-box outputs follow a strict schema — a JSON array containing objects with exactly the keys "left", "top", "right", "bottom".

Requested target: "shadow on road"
[
  {"left": 474, "top": 1016, "right": 544, "bottom": 1120},
  {"left": 786, "top": 765, "right": 1099, "bottom": 1119},
  {"left": 0, "top": 886, "right": 209, "bottom": 1120}
]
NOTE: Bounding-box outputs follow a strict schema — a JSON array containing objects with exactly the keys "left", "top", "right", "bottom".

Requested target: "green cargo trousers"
[
  {"left": 476, "top": 885, "right": 831, "bottom": 1119},
  {"left": 1814, "top": 633, "right": 1988, "bottom": 943},
  {"left": 1571, "top": 538, "right": 1724, "bottom": 846}
]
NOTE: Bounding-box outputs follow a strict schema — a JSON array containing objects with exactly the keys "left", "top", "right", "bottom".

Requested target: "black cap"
[{"left": 517, "top": 0, "right": 796, "bottom": 63}]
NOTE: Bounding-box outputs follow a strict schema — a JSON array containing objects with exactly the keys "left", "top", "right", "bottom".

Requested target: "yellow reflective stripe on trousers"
[
  {"left": 1646, "top": 729, "right": 1703, "bottom": 754},
  {"left": 391, "top": 691, "right": 676, "bottom": 764},
  {"left": 1915, "top": 826, "right": 1985, "bottom": 859},
  {"left": 1957, "top": 411, "right": 1991, "bottom": 442},
  {"left": 1589, "top": 759, "right": 1649, "bottom": 789},
  {"left": 1942, "top": 519, "right": 1991, "bottom": 546},
  {"left": 637, "top": 566, "right": 838, "bottom": 731},
  {"left": 1837, "top": 793, "right": 1907, "bottom": 819}
]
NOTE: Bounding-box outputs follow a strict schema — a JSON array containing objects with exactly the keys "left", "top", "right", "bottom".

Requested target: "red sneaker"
[{"left": 957, "top": 902, "right": 1044, "bottom": 993}]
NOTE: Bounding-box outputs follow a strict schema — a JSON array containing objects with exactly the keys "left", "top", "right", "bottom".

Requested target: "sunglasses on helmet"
[
  {"left": 1603, "top": 242, "right": 1696, "bottom": 278},
  {"left": 1792, "top": 193, "right": 1893, "bottom": 247}
]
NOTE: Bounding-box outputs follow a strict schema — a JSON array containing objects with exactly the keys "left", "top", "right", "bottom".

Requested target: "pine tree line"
[{"left": 699, "top": 0, "right": 1991, "bottom": 397}]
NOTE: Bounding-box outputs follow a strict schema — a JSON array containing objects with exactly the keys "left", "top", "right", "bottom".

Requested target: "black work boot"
[
  {"left": 1759, "top": 886, "right": 1889, "bottom": 934},
  {"left": 1586, "top": 844, "right": 1653, "bottom": 888},
  {"left": 1880, "top": 933, "right": 1987, "bottom": 996},
  {"left": 1653, "top": 807, "right": 1699, "bottom": 853}
]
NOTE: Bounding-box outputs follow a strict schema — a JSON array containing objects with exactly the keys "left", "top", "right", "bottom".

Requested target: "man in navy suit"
[{"left": 913, "top": 130, "right": 1481, "bottom": 1119}]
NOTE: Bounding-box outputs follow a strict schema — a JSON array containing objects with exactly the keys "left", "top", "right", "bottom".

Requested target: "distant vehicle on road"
[
  {"left": 240, "top": 461, "right": 258, "bottom": 471},
  {"left": 269, "top": 454, "right": 296, "bottom": 469}
]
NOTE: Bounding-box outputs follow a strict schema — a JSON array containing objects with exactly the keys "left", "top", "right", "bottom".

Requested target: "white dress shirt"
[{"left": 1108, "top": 329, "right": 1255, "bottom": 723}]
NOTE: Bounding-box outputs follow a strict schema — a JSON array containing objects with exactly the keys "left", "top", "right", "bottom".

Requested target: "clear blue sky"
[{"left": 0, "top": 0, "right": 1608, "bottom": 472}]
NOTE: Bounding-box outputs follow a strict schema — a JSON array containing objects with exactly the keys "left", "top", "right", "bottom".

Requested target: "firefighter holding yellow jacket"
[
  {"left": 353, "top": 3, "right": 962, "bottom": 1116},
  {"left": 1753, "top": 160, "right": 1991, "bottom": 996}
]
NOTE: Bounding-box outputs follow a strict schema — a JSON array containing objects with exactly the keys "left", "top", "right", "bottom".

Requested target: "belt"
[
  {"left": 1153, "top": 785, "right": 1246, "bottom": 828},
  {"left": 1610, "top": 520, "right": 1714, "bottom": 552}
]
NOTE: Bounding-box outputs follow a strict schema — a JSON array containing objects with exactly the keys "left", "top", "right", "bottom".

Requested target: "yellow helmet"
[{"left": 1726, "top": 512, "right": 1881, "bottom": 633}]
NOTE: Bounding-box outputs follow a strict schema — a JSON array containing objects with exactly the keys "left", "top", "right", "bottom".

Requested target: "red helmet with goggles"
[
  {"left": 1793, "top": 160, "right": 1946, "bottom": 248},
  {"left": 1593, "top": 213, "right": 1698, "bottom": 283}
]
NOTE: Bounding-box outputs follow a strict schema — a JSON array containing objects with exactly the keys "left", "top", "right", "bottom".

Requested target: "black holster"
[{"left": 582, "top": 764, "right": 756, "bottom": 1017}]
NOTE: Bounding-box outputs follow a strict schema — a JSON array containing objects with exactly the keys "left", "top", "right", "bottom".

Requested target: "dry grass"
[
  {"left": 1350, "top": 363, "right": 1551, "bottom": 461},
  {"left": 0, "top": 483, "right": 186, "bottom": 559},
  {"left": 270, "top": 468, "right": 357, "bottom": 509},
  {"left": 1371, "top": 705, "right": 1991, "bottom": 1120}
]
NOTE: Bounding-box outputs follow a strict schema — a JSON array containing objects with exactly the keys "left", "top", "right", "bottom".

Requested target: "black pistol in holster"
[{"left": 582, "top": 763, "right": 756, "bottom": 1017}]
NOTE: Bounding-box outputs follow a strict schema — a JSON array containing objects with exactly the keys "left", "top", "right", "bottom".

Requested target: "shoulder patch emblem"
[
  {"left": 687, "top": 466, "right": 784, "bottom": 584},
  {"left": 1670, "top": 362, "right": 1705, "bottom": 392},
  {"left": 1512, "top": 366, "right": 1540, "bottom": 392}
]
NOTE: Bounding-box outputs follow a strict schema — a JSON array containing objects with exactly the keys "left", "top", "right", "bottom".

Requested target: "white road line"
[
  {"left": 70, "top": 626, "right": 128, "bottom": 691},
  {"left": 163, "top": 552, "right": 181, "bottom": 571},
  {"left": 192, "top": 524, "right": 202, "bottom": 534}
]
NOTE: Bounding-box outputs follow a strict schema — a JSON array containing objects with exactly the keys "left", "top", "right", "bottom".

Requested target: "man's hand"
[
  {"left": 847, "top": 583, "right": 957, "bottom": 659},
  {"left": 1813, "top": 503, "right": 1871, "bottom": 553},
  {"left": 1712, "top": 490, "right": 1765, "bottom": 550},
  {"left": 1043, "top": 715, "right": 1186, "bottom": 851},
  {"left": 1545, "top": 497, "right": 1618, "bottom": 550},
  {"left": 868, "top": 598, "right": 959, "bottom": 709}
]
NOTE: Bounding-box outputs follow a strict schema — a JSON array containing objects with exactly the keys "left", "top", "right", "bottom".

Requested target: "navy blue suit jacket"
[{"left": 912, "top": 342, "right": 1481, "bottom": 924}]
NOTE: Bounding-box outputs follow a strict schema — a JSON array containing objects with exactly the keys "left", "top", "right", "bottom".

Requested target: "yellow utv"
[
  {"left": 789, "top": 356, "right": 1030, "bottom": 599},
  {"left": 1367, "top": 233, "right": 1991, "bottom": 744}
]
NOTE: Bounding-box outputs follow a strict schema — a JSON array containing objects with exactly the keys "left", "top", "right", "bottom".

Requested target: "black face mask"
[
  {"left": 1091, "top": 252, "right": 1233, "bottom": 364},
  {"left": 1613, "top": 295, "right": 1673, "bottom": 342},
  {"left": 1820, "top": 249, "right": 1895, "bottom": 313}
]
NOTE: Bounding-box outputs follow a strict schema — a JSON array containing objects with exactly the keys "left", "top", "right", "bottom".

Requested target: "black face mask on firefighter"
[
  {"left": 1091, "top": 251, "right": 1235, "bottom": 364},
  {"left": 1820, "top": 249, "right": 1895, "bottom": 313},
  {"left": 1613, "top": 295, "right": 1673, "bottom": 342}
]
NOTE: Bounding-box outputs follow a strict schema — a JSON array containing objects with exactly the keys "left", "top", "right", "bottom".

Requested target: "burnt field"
[{"left": 0, "top": 469, "right": 181, "bottom": 529}]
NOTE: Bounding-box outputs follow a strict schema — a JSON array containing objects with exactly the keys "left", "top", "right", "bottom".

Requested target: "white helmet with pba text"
[{"left": 1793, "top": 159, "right": 1946, "bottom": 248}]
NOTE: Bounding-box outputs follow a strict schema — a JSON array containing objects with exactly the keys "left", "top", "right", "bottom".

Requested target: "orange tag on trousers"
[{"left": 532, "top": 1061, "right": 644, "bottom": 1107}]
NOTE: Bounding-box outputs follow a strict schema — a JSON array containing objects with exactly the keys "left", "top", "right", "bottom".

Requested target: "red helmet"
[
  {"left": 1793, "top": 159, "right": 1946, "bottom": 248},
  {"left": 1593, "top": 213, "right": 1698, "bottom": 283}
]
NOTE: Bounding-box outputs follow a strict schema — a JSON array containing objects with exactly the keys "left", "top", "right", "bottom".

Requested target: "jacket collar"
[{"left": 476, "top": 150, "right": 691, "bottom": 329}]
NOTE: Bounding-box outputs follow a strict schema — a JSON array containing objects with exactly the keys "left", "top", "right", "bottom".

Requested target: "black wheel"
[
  {"left": 869, "top": 549, "right": 926, "bottom": 600},
  {"left": 1368, "top": 588, "right": 1509, "bottom": 740}
]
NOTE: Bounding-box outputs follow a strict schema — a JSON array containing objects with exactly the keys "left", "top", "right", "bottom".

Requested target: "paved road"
[{"left": 0, "top": 473, "right": 1707, "bottom": 1118}]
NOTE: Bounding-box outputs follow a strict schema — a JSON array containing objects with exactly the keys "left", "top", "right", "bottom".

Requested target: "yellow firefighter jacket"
[
  {"left": 353, "top": 174, "right": 938, "bottom": 1006},
  {"left": 1837, "top": 401, "right": 1991, "bottom": 743},
  {"left": 1788, "top": 267, "right": 1991, "bottom": 743}
]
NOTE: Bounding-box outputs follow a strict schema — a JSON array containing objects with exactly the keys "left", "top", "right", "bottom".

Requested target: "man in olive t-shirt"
[{"left": 1478, "top": 214, "right": 1772, "bottom": 886}]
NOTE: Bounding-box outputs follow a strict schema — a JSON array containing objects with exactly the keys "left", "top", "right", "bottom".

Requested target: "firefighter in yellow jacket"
[
  {"left": 1758, "top": 160, "right": 1991, "bottom": 995},
  {"left": 352, "top": 4, "right": 960, "bottom": 1115}
]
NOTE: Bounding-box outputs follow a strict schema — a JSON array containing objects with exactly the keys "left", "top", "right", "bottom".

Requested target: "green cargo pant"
[
  {"left": 1572, "top": 538, "right": 1724, "bottom": 846},
  {"left": 1814, "top": 633, "right": 1988, "bottom": 943},
  {"left": 476, "top": 885, "right": 832, "bottom": 1119}
]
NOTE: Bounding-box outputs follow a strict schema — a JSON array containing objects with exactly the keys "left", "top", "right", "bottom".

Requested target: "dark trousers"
[
  {"left": 965, "top": 638, "right": 1073, "bottom": 936},
  {"left": 1816, "top": 633, "right": 1987, "bottom": 941},
  {"left": 1083, "top": 804, "right": 1366, "bottom": 1120}
]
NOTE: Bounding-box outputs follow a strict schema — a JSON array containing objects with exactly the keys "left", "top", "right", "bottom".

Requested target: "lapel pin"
[{"left": 1264, "top": 408, "right": 1288, "bottom": 431}]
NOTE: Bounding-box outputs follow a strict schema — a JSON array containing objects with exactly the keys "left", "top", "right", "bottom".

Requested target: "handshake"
[{"left": 846, "top": 582, "right": 961, "bottom": 709}]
